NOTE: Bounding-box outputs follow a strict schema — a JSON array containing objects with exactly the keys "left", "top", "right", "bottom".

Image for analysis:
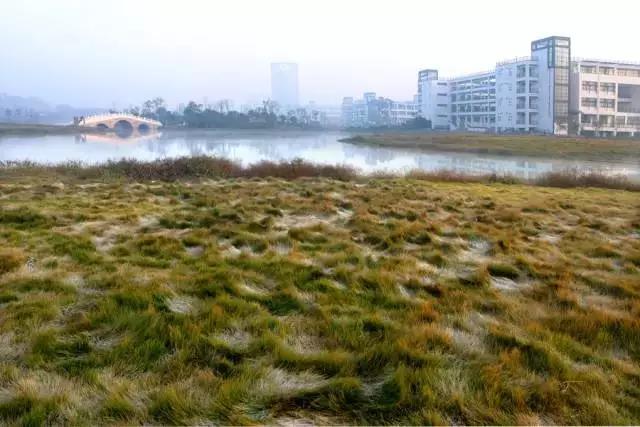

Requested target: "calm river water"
[{"left": 1, "top": 130, "right": 639, "bottom": 181}]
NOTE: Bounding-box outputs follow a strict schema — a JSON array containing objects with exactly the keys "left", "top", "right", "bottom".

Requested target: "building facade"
[
  {"left": 270, "top": 63, "right": 299, "bottom": 109},
  {"left": 341, "top": 93, "right": 417, "bottom": 128},
  {"left": 418, "top": 72, "right": 450, "bottom": 129},
  {"left": 449, "top": 70, "right": 496, "bottom": 131},
  {"left": 570, "top": 59, "right": 640, "bottom": 137},
  {"left": 419, "top": 36, "right": 639, "bottom": 137}
]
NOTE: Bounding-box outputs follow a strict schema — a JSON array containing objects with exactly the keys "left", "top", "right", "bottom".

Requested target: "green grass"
[
  {"left": 342, "top": 132, "right": 640, "bottom": 162},
  {"left": 0, "top": 171, "right": 639, "bottom": 424}
]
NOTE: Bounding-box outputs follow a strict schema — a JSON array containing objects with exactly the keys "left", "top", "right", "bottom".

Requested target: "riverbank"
[
  {"left": 0, "top": 163, "right": 639, "bottom": 424},
  {"left": 2, "top": 157, "right": 638, "bottom": 191},
  {"left": 342, "top": 133, "right": 640, "bottom": 162},
  {"left": 0, "top": 123, "right": 107, "bottom": 137}
]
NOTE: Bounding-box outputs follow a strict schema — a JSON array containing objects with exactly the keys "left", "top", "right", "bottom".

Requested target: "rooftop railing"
[
  {"left": 496, "top": 56, "right": 538, "bottom": 66},
  {"left": 573, "top": 57, "right": 640, "bottom": 67},
  {"left": 81, "top": 113, "right": 162, "bottom": 126}
]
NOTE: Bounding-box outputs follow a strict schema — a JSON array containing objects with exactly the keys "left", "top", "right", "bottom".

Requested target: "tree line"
[{"left": 120, "top": 98, "right": 326, "bottom": 129}]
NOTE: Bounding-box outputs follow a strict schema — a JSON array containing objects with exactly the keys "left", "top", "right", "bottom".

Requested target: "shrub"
[
  {"left": 0, "top": 207, "right": 50, "bottom": 229},
  {"left": 0, "top": 249, "right": 25, "bottom": 274}
]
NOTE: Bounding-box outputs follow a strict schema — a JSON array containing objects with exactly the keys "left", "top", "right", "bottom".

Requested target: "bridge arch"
[
  {"left": 114, "top": 120, "right": 134, "bottom": 138},
  {"left": 138, "top": 123, "right": 151, "bottom": 134}
]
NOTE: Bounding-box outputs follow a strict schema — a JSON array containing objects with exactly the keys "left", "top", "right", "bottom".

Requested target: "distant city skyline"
[{"left": 1, "top": 0, "right": 640, "bottom": 108}]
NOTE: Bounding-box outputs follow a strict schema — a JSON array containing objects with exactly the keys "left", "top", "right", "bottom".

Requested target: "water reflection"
[
  {"left": 1, "top": 130, "right": 638, "bottom": 181},
  {"left": 74, "top": 132, "right": 163, "bottom": 145}
]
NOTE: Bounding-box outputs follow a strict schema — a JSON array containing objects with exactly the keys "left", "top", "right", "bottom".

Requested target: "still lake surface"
[{"left": 1, "top": 130, "right": 639, "bottom": 181}]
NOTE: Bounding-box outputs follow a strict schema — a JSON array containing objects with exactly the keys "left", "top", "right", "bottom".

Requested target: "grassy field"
[
  {"left": 1, "top": 162, "right": 640, "bottom": 425},
  {"left": 342, "top": 133, "right": 640, "bottom": 162}
]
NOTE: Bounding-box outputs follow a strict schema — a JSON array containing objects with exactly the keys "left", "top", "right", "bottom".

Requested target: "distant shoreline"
[
  {"left": 0, "top": 123, "right": 346, "bottom": 137},
  {"left": 341, "top": 132, "right": 640, "bottom": 162},
  {"left": 0, "top": 123, "right": 108, "bottom": 137}
]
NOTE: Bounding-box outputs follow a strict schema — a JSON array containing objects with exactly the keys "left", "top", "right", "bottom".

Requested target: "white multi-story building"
[
  {"left": 449, "top": 70, "right": 496, "bottom": 131},
  {"left": 341, "top": 92, "right": 417, "bottom": 128},
  {"left": 570, "top": 59, "right": 640, "bottom": 137},
  {"left": 419, "top": 36, "right": 572, "bottom": 135},
  {"left": 416, "top": 69, "right": 439, "bottom": 106},
  {"left": 418, "top": 71, "right": 450, "bottom": 129},
  {"left": 495, "top": 57, "right": 539, "bottom": 133}
]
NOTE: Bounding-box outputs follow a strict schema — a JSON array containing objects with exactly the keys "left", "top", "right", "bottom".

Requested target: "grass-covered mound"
[{"left": 0, "top": 175, "right": 639, "bottom": 424}]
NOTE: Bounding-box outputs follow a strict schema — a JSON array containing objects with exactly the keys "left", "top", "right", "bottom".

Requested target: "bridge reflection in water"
[{"left": 75, "top": 131, "right": 162, "bottom": 145}]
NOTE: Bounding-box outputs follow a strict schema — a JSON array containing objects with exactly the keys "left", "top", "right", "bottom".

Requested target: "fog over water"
[{"left": 2, "top": 0, "right": 639, "bottom": 108}]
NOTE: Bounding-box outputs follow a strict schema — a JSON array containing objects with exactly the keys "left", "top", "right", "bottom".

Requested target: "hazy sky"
[{"left": 2, "top": 0, "right": 638, "bottom": 108}]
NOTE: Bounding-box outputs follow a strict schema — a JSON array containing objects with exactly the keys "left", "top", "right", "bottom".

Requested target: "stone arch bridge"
[{"left": 78, "top": 113, "right": 162, "bottom": 136}]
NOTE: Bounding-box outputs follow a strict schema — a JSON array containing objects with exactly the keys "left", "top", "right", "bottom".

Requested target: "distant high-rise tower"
[{"left": 271, "top": 63, "right": 299, "bottom": 109}]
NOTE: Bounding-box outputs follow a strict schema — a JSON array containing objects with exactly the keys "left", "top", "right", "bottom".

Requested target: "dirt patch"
[
  {"left": 491, "top": 276, "right": 529, "bottom": 292},
  {"left": 238, "top": 281, "right": 269, "bottom": 296},
  {"left": 167, "top": 296, "right": 195, "bottom": 314},
  {"left": 257, "top": 367, "right": 329, "bottom": 397},
  {"left": 215, "top": 329, "right": 252, "bottom": 350},
  {"left": 185, "top": 246, "right": 204, "bottom": 257},
  {"left": 458, "top": 239, "right": 491, "bottom": 264}
]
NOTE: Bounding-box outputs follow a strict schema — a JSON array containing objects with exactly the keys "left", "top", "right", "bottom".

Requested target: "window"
[
  {"left": 437, "top": 82, "right": 447, "bottom": 86},
  {"left": 617, "top": 68, "right": 640, "bottom": 77},
  {"left": 581, "top": 98, "right": 597, "bottom": 108},
  {"left": 600, "top": 82, "right": 615, "bottom": 93},
  {"left": 517, "top": 65, "right": 527, "bottom": 78},
  {"left": 581, "top": 65, "right": 597, "bottom": 73},
  {"left": 555, "top": 47, "right": 570, "bottom": 68},
  {"left": 600, "top": 99, "right": 615, "bottom": 108},
  {"left": 437, "top": 104, "right": 447, "bottom": 107},
  {"left": 555, "top": 85, "right": 569, "bottom": 100},
  {"left": 437, "top": 93, "right": 447, "bottom": 97},
  {"left": 600, "top": 67, "right": 615, "bottom": 75},
  {"left": 582, "top": 81, "right": 598, "bottom": 92},
  {"left": 437, "top": 114, "right": 448, "bottom": 118}
]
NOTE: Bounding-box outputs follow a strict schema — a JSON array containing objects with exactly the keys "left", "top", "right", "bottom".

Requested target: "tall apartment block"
[
  {"left": 271, "top": 63, "right": 299, "bottom": 109},
  {"left": 419, "top": 36, "right": 639, "bottom": 136}
]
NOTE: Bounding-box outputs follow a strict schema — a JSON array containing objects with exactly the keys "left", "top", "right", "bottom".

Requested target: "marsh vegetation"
[{"left": 0, "top": 160, "right": 639, "bottom": 424}]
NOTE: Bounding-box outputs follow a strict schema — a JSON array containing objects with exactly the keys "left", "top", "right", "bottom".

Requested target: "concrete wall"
[{"left": 420, "top": 80, "right": 449, "bottom": 129}]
